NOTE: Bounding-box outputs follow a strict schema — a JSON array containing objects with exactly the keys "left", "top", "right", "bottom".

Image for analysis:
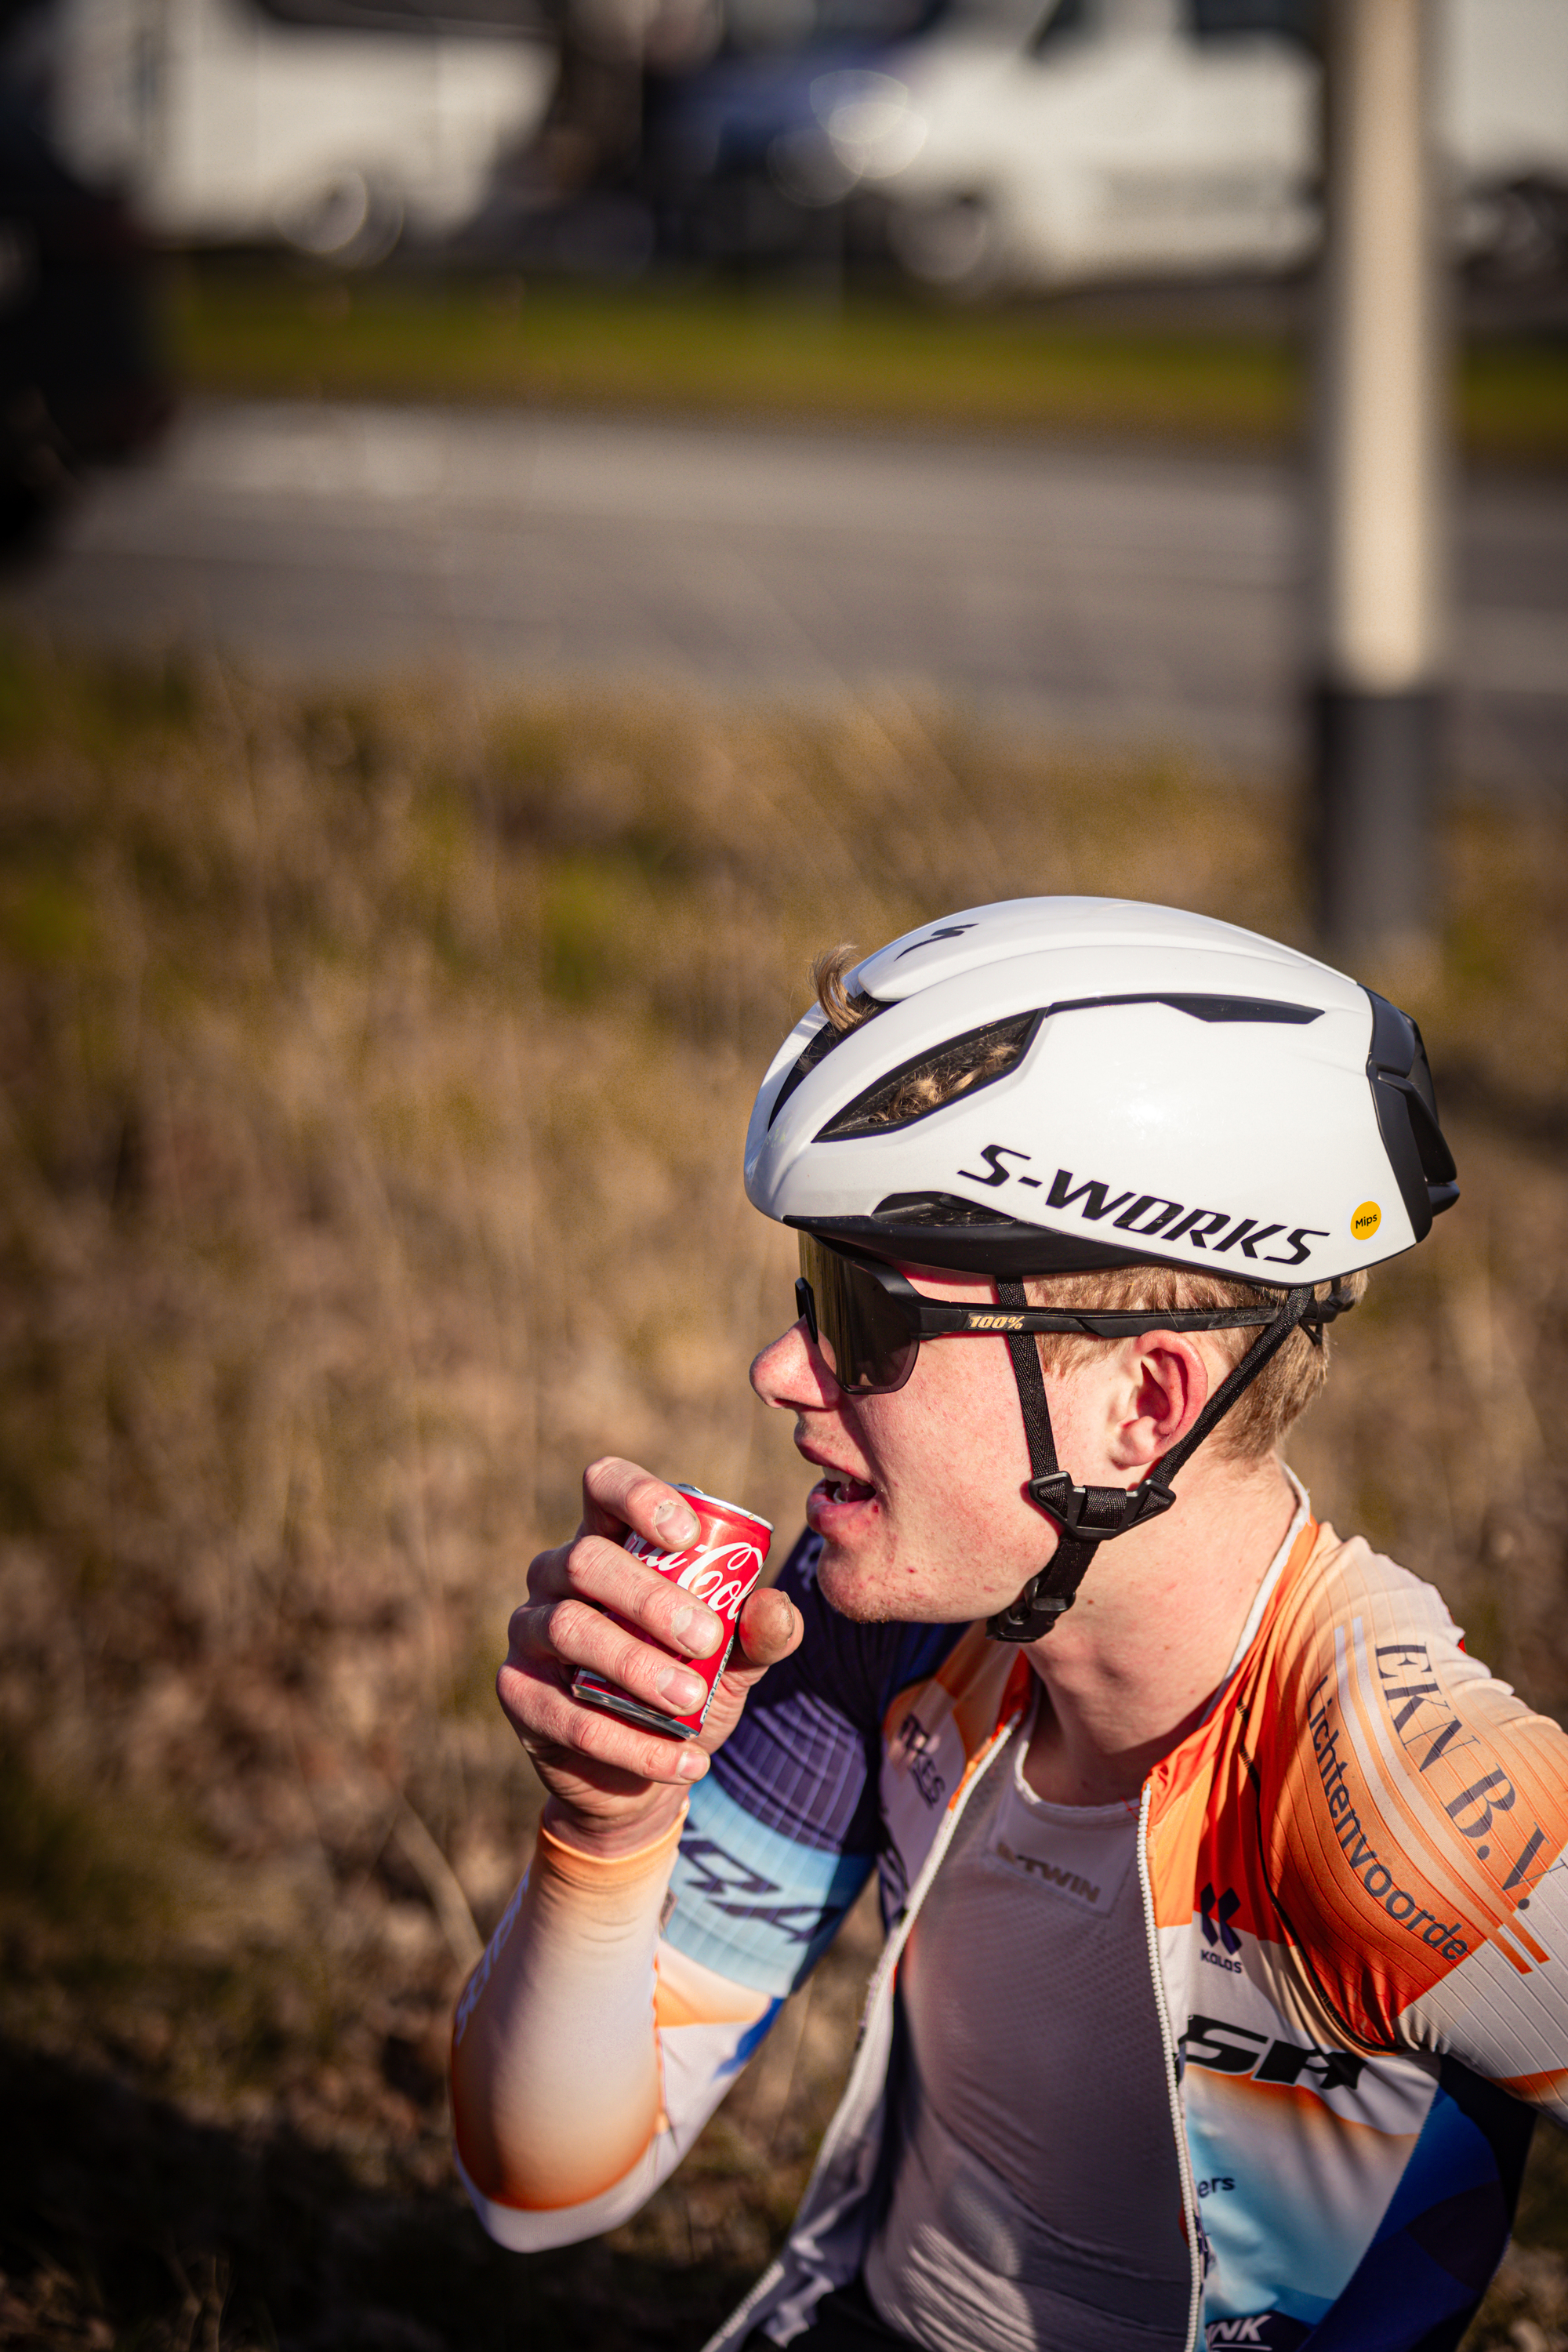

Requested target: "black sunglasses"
[{"left": 794, "top": 1233, "right": 1337, "bottom": 1398}]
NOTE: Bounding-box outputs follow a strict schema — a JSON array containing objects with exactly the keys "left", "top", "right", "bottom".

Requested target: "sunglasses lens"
[{"left": 797, "top": 1236, "right": 920, "bottom": 1394}]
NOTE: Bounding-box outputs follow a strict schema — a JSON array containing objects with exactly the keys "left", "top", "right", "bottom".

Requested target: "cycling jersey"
[
  {"left": 456, "top": 1504, "right": 1568, "bottom": 2352},
  {"left": 862, "top": 1728, "right": 1188, "bottom": 2352}
]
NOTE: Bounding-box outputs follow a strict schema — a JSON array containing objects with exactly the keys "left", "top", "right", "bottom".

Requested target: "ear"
[{"left": 1106, "top": 1332, "right": 1211, "bottom": 1472}]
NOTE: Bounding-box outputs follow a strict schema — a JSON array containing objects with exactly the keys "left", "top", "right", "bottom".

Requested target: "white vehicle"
[
  {"left": 51, "top": 0, "right": 557, "bottom": 260},
  {"left": 805, "top": 0, "right": 1568, "bottom": 292}
]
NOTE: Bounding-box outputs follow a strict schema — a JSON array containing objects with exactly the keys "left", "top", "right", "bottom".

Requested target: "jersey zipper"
[{"left": 1137, "top": 1779, "right": 1203, "bottom": 2352}]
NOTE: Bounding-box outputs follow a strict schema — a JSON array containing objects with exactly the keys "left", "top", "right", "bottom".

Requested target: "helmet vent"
[
  {"left": 870, "top": 1193, "right": 1032, "bottom": 1229},
  {"left": 767, "top": 992, "right": 887, "bottom": 1129},
  {"left": 818, "top": 1011, "right": 1040, "bottom": 1141}
]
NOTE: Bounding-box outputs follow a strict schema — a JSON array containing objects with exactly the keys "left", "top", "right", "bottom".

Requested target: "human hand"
[{"left": 499, "top": 1457, "right": 801, "bottom": 1854}]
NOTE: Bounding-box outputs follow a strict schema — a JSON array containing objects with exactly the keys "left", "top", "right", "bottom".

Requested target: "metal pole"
[{"left": 1311, "top": 0, "right": 1446, "bottom": 968}]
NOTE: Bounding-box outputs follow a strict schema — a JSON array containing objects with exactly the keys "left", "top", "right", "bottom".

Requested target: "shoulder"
[
  {"left": 1254, "top": 1526, "right": 1568, "bottom": 2048},
  {"left": 1277, "top": 1521, "right": 1458, "bottom": 1646},
  {"left": 1259, "top": 1524, "right": 1562, "bottom": 1775}
]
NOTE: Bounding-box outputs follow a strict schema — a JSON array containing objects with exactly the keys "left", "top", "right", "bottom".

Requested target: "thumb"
[{"left": 729, "top": 1586, "right": 803, "bottom": 1678}]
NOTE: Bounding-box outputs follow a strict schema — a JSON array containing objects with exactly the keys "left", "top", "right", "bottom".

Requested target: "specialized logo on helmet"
[
  {"left": 956, "top": 1147, "right": 1330, "bottom": 1269},
  {"left": 1351, "top": 1201, "right": 1381, "bottom": 1239}
]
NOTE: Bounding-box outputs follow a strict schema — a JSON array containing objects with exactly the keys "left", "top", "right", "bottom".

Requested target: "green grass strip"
[{"left": 170, "top": 265, "right": 1568, "bottom": 463}]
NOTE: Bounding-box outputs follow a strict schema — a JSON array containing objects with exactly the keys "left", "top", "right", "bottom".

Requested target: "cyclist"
[{"left": 452, "top": 897, "right": 1568, "bottom": 2352}]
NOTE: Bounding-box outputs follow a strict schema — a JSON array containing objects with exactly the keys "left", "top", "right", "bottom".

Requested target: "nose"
[{"left": 751, "top": 1316, "right": 839, "bottom": 1410}]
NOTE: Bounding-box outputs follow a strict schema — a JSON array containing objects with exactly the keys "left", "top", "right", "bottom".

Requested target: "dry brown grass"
[{"left": 0, "top": 638, "right": 1563, "bottom": 2347}]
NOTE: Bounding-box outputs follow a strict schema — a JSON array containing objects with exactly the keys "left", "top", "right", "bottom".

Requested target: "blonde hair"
[
  {"left": 809, "top": 943, "right": 1364, "bottom": 1460},
  {"left": 1023, "top": 1263, "right": 1366, "bottom": 1462},
  {"left": 812, "top": 943, "right": 866, "bottom": 1034},
  {"left": 811, "top": 942, "right": 1022, "bottom": 1129}
]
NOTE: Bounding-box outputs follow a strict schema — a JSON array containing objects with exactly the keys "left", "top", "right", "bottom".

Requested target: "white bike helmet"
[{"left": 746, "top": 898, "right": 1457, "bottom": 1639}]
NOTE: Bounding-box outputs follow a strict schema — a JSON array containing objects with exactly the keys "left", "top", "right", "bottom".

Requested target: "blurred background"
[{"left": 0, "top": 1, "right": 1564, "bottom": 2347}]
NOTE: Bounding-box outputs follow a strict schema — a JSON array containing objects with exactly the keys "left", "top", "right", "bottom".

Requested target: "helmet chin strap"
[{"left": 985, "top": 1279, "right": 1319, "bottom": 1643}]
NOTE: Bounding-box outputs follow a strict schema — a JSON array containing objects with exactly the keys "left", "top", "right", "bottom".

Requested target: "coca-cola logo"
[{"left": 625, "top": 1535, "right": 764, "bottom": 1625}]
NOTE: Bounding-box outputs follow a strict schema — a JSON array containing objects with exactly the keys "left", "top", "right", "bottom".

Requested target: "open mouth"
[{"left": 811, "top": 1474, "right": 878, "bottom": 1506}]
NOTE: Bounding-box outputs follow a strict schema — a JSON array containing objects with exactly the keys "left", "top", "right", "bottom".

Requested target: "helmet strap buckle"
[
  {"left": 987, "top": 1280, "right": 1316, "bottom": 1644},
  {"left": 1025, "top": 1469, "right": 1177, "bottom": 1539}
]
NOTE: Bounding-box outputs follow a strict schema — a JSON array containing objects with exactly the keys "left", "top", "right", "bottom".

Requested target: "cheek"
[
  {"left": 956, "top": 1339, "right": 1032, "bottom": 1457},
  {"left": 888, "top": 1342, "right": 1033, "bottom": 1499}
]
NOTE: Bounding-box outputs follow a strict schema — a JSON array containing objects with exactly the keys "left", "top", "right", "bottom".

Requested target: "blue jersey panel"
[
  {"left": 1296, "top": 2065, "right": 1536, "bottom": 2352},
  {"left": 666, "top": 1530, "right": 964, "bottom": 1994},
  {"left": 663, "top": 1769, "right": 874, "bottom": 1994}
]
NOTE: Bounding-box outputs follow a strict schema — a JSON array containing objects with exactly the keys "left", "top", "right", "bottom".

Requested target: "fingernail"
[
  {"left": 677, "top": 1749, "right": 706, "bottom": 1780},
  {"left": 654, "top": 1500, "right": 701, "bottom": 1545},
  {"left": 670, "top": 1603, "right": 722, "bottom": 1656},
  {"left": 658, "top": 1663, "right": 706, "bottom": 1710}
]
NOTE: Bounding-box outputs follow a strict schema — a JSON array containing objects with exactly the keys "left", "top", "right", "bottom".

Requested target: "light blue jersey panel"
[{"left": 663, "top": 1769, "right": 875, "bottom": 1996}]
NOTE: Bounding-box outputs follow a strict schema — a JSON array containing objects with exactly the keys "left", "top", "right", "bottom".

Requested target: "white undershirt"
[
  {"left": 863, "top": 1723, "right": 1189, "bottom": 2352},
  {"left": 864, "top": 1478, "right": 1311, "bottom": 2352}
]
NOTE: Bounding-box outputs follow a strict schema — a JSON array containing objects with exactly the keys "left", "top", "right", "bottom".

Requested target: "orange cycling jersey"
[{"left": 455, "top": 1510, "right": 1568, "bottom": 2352}]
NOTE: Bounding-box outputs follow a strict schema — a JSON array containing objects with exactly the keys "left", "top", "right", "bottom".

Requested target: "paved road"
[{"left": 8, "top": 401, "right": 1564, "bottom": 786}]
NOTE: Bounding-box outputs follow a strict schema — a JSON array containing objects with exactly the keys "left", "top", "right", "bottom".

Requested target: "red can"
[{"left": 572, "top": 1484, "right": 773, "bottom": 1740}]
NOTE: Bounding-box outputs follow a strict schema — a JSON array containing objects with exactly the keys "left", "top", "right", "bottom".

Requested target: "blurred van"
[
  {"left": 807, "top": 0, "right": 1568, "bottom": 292},
  {"left": 50, "top": 0, "right": 558, "bottom": 260}
]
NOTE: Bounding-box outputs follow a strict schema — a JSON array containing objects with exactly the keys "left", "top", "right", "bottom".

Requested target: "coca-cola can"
[{"left": 572, "top": 1484, "right": 773, "bottom": 1740}]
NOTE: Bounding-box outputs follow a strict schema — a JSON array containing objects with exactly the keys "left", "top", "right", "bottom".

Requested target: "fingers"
[
  {"left": 580, "top": 1456, "right": 701, "bottom": 1551},
  {"left": 524, "top": 1531, "right": 728, "bottom": 1665},
  {"left": 512, "top": 1588, "right": 713, "bottom": 1722},
  {"left": 498, "top": 1653, "right": 710, "bottom": 1791},
  {"left": 500, "top": 1466, "right": 801, "bottom": 1819}
]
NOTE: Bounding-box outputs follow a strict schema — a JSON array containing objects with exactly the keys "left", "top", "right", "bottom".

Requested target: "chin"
[
  {"left": 813, "top": 1547, "right": 895, "bottom": 1623},
  {"left": 815, "top": 1544, "right": 979, "bottom": 1628}
]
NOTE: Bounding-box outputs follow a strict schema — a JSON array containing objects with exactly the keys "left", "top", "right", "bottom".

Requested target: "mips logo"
[{"left": 1350, "top": 1201, "right": 1381, "bottom": 1240}]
